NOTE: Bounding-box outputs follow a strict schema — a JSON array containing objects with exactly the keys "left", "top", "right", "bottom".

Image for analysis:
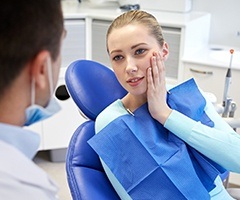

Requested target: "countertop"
[{"left": 182, "top": 46, "right": 240, "bottom": 70}]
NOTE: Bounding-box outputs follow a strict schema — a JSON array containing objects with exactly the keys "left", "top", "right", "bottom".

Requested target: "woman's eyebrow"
[
  {"left": 131, "top": 43, "right": 147, "bottom": 49},
  {"left": 110, "top": 49, "right": 122, "bottom": 55}
]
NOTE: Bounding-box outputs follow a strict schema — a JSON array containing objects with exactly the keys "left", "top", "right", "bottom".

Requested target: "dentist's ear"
[
  {"left": 30, "top": 50, "right": 51, "bottom": 90},
  {"left": 161, "top": 42, "right": 169, "bottom": 61}
]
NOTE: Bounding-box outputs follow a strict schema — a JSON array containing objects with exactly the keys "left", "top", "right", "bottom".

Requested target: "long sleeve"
[{"left": 164, "top": 94, "right": 240, "bottom": 173}]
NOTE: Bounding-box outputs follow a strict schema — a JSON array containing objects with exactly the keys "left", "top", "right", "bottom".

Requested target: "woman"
[{"left": 89, "top": 10, "right": 240, "bottom": 200}]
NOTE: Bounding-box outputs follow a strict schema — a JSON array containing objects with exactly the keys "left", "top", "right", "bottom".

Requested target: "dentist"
[{"left": 0, "top": 1, "right": 65, "bottom": 199}]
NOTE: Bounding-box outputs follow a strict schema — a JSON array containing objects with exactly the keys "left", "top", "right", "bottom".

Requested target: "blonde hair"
[{"left": 106, "top": 10, "right": 164, "bottom": 50}]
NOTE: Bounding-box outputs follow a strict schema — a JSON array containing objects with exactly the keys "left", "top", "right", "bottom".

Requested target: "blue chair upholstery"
[{"left": 65, "top": 60, "right": 127, "bottom": 200}]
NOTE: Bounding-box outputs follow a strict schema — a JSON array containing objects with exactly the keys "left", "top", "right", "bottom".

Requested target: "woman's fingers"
[
  {"left": 150, "top": 51, "right": 165, "bottom": 88},
  {"left": 151, "top": 55, "right": 158, "bottom": 87}
]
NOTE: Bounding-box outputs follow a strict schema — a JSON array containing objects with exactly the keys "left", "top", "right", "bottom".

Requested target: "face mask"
[{"left": 24, "top": 57, "right": 61, "bottom": 126}]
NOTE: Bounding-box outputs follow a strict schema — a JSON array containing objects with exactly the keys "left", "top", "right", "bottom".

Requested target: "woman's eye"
[
  {"left": 113, "top": 55, "right": 123, "bottom": 61},
  {"left": 135, "top": 49, "right": 146, "bottom": 55}
]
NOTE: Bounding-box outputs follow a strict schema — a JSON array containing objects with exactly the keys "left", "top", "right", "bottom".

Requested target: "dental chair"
[
  {"left": 65, "top": 60, "right": 127, "bottom": 200},
  {"left": 65, "top": 59, "right": 240, "bottom": 200}
]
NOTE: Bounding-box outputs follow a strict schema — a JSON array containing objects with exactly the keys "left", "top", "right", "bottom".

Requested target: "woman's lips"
[{"left": 127, "top": 77, "right": 144, "bottom": 87}]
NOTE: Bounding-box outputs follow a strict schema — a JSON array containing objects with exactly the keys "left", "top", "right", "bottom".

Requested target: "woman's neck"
[{"left": 121, "top": 93, "right": 147, "bottom": 112}]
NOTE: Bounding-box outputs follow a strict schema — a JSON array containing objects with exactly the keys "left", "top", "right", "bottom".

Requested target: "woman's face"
[{"left": 108, "top": 24, "right": 167, "bottom": 98}]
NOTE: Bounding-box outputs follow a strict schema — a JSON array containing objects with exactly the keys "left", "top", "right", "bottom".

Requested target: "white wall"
[{"left": 191, "top": 0, "right": 240, "bottom": 48}]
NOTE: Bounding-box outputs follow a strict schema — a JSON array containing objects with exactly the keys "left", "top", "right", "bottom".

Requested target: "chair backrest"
[
  {"left": 65, "top": 60, "right": 127, "bottom": 200},
  {"left": 65, "top": 59, "right": 127, "bottom": 120}
]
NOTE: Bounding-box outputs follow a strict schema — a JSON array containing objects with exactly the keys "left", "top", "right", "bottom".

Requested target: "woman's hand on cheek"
[{"left": 147, "top": 51, "right": 172, "bottom": 124}]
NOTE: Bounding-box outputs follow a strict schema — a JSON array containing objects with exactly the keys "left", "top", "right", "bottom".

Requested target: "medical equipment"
[
  {"left": 222, "top": 49, "right": 234, "bottom": 117},
  {"left": 218, "top": 49, "right": 240, "bottom": 132}
]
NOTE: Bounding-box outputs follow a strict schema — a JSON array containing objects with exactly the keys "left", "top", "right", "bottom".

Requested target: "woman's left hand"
[{"left": 147, "top": 51, "right": 172, "bottom": 124}]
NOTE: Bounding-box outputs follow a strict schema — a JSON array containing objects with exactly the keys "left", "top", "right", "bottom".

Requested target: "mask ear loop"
[
  {"left": 46, "top": 56, "right": 54, "bottom": 96},
  {"left": 31, "top": 78, "right": 35, "bottom": 105}
]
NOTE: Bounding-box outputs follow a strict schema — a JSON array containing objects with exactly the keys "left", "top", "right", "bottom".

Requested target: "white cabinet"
[
  {"left": 92, "top": 20, "right": 111, "bottom": 68},
  {"left": 62, "top": 19, "right": 86, "bottom": 68},
  {"left": 162, "top": 27, "right": 181, "bottom": 80},
  {"left": 183, "top": 62, "right": 240, "bottom": 118}
]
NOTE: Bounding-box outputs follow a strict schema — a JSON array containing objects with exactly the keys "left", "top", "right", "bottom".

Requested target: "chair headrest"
[{"left": 65, "top": 60, "right": 127, "bottom": 121}]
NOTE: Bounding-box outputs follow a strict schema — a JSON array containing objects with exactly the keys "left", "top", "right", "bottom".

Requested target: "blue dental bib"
[{"left": 88, "top": 78, "right": 226, "bottom": 200}]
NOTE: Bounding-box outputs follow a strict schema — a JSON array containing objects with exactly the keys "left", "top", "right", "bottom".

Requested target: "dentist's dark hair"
[{"left": 0, "top": 0, "right": 64, "bottom": 94}]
